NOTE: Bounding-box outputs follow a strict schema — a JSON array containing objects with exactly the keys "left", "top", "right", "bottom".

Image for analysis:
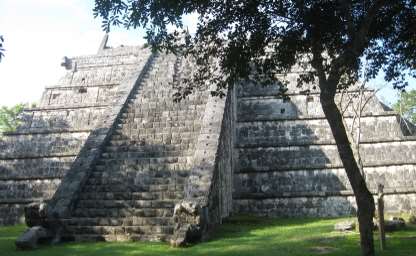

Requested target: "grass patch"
[{"left": 1, "top": 216, "right": 416, "bottom": 256}]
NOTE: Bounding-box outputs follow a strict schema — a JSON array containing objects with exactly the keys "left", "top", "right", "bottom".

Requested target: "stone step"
[
  {"left": 127, "top": 97, "right": 206, "bottom": 106},
  {"left": 113, "top": 128, "right": 199, "bottom": 137},
  {"left": 125, "top": 101, "right": 203, "bottom": 110},
  {"left": 124, "top": 108, "right": 203, "bottom": 117},
  {"left": 113, "top": 154, "right": 194, "bottom": 163},
  {"left": 137, "top": 106, "right": 194, "bottom": 118},
  {"left": 108, "top": 134, "right": 190, "bottom": 143},
  {"left": 103, "top": 145, "right": 195, "bottom": 158},
  {"left": 86, "top": 175, "right": 186, "bottom": 186},
  {"left": 78, "top": 192, "right": 132, "bottom": 200},
  {"left": 99, "top": 153, "right": 191, "bottom": 163},
  {"left": 115, "top": 123, "right": 201, "bottom": 132},
  {"left": 79, "top": 191, "right": 184, "bottom": 201},
  {"left": 81, "top": 184, "right": 185, "bottom": 193},
  {"left": 133, "top": 89, "right": 204, "bottom": 96},
  {"left": 89, "top": 168, "right": 189, "bottom": 178},
  {"left": 129, "top": 87, "right": 203, "bottom": 96},
  {"left": 62, "top": 217, "right": 174, "bottom": 227},
  {"left": 65, "top": 225, "right": 174, "bottom": 236},
  {"left": 94, "top": 163, "right": 191, "bottom": 173},
  {"left": 76, "top": 199, "right": 176, "bottom": 209},
  {"left": 131, "top": 191, "right": 184, "bottom": 200},
  {"left": 108, "top": 136, "right": 196, "bottom": 145},
  {"left": 94, "top": 163, "right": 192, "bottom": 173},
  {"left": 103, "top": 142, "right": 194, "bottom": 152},
  {"left": 73, "top": 207, "right": 174, "bottom": 218},
  {"left": 81, "top": 184, "right": 137, "bottom": 193},
  {"left": 103, "top": 146, "right": 194, "bottom": 157},
  {"left": 95, "top": 160, "right": 192, "bottom": 170},
  {"left": 122, "top": 108, "right": 204, "bottom": 117},
  {"left": 106, "top": 138, "right": 197, "bottom": 150},
  {"left": 113, "top": 125, "right": 200, "bottom": 135},
  {"left": 119, "top": 111, "right": 203, "bottom": 120},
  {"left": 67, "top": 233, "right": 172, "bottom": 242}
]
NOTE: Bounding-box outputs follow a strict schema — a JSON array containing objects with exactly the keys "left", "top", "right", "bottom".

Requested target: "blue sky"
[{"left": 0, "top": 0, "right": 414, "bottom": 106}]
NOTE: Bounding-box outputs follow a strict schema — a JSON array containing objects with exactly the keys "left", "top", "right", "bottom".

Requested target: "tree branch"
[
  {"left": 328, "top": 0, "right": 387, "bottom": 84},
  {"left": 310, "top": 42, "right": 327, "bottom": 86}
]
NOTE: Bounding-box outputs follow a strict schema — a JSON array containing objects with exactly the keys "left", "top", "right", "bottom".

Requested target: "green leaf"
[{"left": 0, "top": 104, "right": 24, "bottom": 134}]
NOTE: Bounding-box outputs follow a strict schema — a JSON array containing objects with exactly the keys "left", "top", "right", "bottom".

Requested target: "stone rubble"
[{"left": 334, "top": 220, "right": 356, "bottom": 232}]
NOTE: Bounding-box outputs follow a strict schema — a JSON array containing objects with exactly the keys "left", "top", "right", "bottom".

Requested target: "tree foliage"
[
  {"left": 93, "top": 1, "right": 416, "bottom": 256},
  {"left": 0, "top": 104, "right": 24, "bottom": 134},
  {"left": 393, "top": 89, "right": 416, "bottom": 124},
  {"left": 94, "top": 1, "right": 416, "bottom": 94}
]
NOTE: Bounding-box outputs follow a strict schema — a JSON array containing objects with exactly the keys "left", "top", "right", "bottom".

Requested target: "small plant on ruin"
[
  {"left": 393, "top": 90, "right": 416, "bottom": 124},
  {"left": 0, "top": 104, "right": 24, "bottom": 134}
]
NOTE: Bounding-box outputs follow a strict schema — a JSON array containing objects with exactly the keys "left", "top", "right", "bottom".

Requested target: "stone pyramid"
[{"left": 1, "top": 37, "right": 415, "bottom": 246}]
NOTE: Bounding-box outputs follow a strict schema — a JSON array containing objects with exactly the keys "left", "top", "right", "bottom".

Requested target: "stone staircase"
[
  {"left": 61, "top": 53, "right": 208, "bottom": 242},
  {"left": 0, "top": 45, "right": 151, "bottom": 226}
]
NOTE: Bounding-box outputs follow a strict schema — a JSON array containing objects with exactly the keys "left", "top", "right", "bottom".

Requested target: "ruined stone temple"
[{"left": 1, "top": 36, "right": 416, "bottom": 244}]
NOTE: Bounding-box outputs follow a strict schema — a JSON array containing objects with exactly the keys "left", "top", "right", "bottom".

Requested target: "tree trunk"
[{"left": 320, "top": 89, "right": 375, "bottom": 256}]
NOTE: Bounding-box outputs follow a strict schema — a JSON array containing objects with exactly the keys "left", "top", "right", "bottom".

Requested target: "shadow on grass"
[{"left": 2, "top": 218, "right": 416, "bottom": 256}]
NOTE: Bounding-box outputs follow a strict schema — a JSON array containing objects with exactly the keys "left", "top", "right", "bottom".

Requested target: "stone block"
[
  {"left": 334, "top": 220, "right": 356, "bottom": 231},
  {"left": 384, "top": 217, "right": 406, "bottom": 232},
  {"left": 24, "top": 202, "right": 48, "bottom": 227},
  {"left": 15, "top": 226, "right": 54, "bottom": 250}
]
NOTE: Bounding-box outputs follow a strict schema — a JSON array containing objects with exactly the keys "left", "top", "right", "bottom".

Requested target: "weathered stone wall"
[
  {"left": 17, "top": 107, "right": 113, "bottom": 133},
  {"left": 171, "top": 86, "right": 233, "bottom": 245},
  {"left": 0, "top": 133, "right": 88, "bottom": 158},
  {"left": 0, "top": 45, "right": 151, "bottom": 225},
  {"left": 233, "top": 193, "right": 416, "bottom": 218},
  {"left": 237, "top": 115, "right": 408, "bottom": 146},
  {"left": 205, "top": 89, "right": 234, "bottom": 224},
  {"left": 233, "top": 81, "right": 416, "bottom": 217},
  {"left": 237, "top": 94, "right": 386, "bottom": 121},
  {"left": 214, "top": 90, "right": 234, "bottom": 219}
]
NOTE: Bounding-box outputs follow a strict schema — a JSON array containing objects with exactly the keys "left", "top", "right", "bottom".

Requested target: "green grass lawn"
[{"left": 1, "top": 216, "right": 415, "bottom": 256}]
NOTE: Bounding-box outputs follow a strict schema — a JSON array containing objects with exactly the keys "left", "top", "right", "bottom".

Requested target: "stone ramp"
[
  {"left": 58, "top": 53, "right": 210, "bottom": 241},
  {"left": 0, "top": 45, "right": 151, "bottom": 225}
]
